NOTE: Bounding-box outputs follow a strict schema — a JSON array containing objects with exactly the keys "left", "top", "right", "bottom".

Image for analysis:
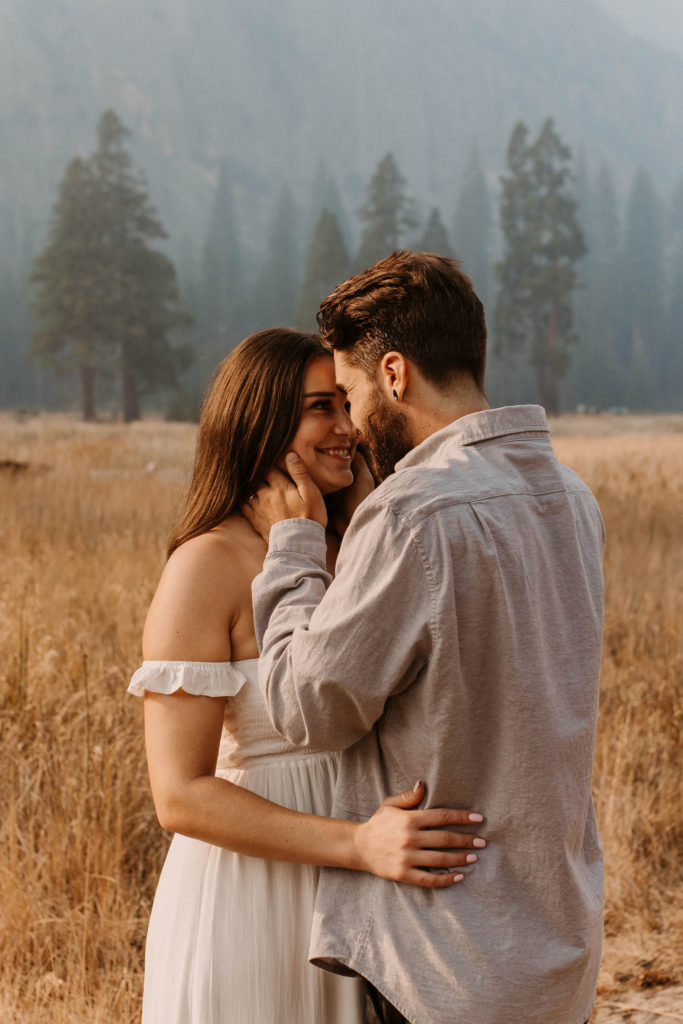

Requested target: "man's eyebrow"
[{"left": 335, "top": 383, "right": 348, "bottom": 394}]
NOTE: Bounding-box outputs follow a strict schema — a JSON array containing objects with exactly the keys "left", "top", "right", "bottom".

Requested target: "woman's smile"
[{"left": 316, "top": 445, "right": 352, "bottom": 460}]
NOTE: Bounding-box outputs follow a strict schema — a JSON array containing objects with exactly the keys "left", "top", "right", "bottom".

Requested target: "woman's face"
[{"left": 288, "top": 355, "right": 356, "bottom": 495}]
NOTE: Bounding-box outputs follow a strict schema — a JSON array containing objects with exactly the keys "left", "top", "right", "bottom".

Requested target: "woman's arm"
[{"left": 144, "top": 689, "right": 484, "bottom": 888}]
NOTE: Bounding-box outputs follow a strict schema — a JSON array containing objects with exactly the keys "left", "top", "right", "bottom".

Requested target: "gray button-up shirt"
[{"left": 253, "top": 405, "right": 605, "bottom": 1024}]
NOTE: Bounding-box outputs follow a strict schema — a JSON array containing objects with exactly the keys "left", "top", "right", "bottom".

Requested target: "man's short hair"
[{"left": 317, "top": 250, "right": 487, "bottom": 388}]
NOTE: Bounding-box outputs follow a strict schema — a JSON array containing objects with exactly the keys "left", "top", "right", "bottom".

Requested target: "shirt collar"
[{"left": 394, "top": 405, "right": 550, "bottom": 472}]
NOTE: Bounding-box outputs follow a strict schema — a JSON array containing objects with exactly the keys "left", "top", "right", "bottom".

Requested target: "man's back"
[{"left": 256, "top": 406, "right": 604, "bottom": 1024}]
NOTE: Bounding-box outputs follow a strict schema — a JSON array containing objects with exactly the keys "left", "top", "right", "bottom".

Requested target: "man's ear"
[{"left": 379, "top": 351, "right": 409, "bottom": 402}]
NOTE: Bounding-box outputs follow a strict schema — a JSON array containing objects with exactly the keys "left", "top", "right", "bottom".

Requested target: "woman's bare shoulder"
[{"left": 142, "top": 522, "right": 255, "bottom": 661}]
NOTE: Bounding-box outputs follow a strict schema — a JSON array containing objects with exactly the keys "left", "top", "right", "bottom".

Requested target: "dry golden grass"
[{"left": 0, "top": 411, "right": 681, "bottom": 1022}]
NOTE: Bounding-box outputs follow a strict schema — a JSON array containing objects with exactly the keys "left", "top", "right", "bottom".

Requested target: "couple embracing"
[{"left": 129, "top": 251, "right": 604, "bottom": 1024}]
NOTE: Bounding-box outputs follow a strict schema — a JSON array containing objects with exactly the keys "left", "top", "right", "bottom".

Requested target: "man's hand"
[{"left": 242, "top": 452, "right": 327, "bottom": 543}]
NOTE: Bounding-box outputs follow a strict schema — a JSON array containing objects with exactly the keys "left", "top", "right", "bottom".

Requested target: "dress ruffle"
[{"left": 127, "top": 660, "right": 249, "bottom": 698}]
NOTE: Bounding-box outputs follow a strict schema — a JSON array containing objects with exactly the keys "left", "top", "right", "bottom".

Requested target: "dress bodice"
[
  {"left": 218, "top": 660, "right": 327, "bottom": 769},
  {"left": 128, "top": 659, "right": 327, "bottom": 770}
]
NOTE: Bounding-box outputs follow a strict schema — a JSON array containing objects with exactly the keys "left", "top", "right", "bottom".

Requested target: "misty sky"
[{"left": 599, "top": 0, "right": 683, "bottom": 58}]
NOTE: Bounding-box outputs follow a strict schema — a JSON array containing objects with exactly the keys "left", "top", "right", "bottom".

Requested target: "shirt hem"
[{"left": 309, "top": 952, "right": 596, "bottom": 1024}]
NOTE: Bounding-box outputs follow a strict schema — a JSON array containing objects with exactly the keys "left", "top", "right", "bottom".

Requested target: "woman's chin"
[{"left": 316, "top": 470, "right": 354, "bottom": 496}]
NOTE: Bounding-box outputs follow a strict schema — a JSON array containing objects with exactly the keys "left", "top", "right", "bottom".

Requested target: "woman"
[{"left": 128, "top": 329, "right": 484, "bottom": 1024}]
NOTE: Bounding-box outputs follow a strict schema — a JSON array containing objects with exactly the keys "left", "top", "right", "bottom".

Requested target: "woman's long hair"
[{"left": 168, "top": 328, "right": 328, "bottom": 557}]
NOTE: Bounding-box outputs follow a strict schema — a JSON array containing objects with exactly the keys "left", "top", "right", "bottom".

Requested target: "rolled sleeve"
[
  {"left": 252, "top": 501, "right": 433, "bottom": 750},
  {"left": 266, "top": 518, "right": 329, "bottom": 562}
]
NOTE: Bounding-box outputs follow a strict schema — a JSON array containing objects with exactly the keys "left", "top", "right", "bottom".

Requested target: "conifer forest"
[{"left": 3, "top": 109, "right": 681, "bottom": 419}]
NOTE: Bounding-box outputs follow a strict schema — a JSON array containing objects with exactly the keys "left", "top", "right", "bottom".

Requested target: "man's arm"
[{"left": 252, "top": 497, "right": 434, "bottom": 750}]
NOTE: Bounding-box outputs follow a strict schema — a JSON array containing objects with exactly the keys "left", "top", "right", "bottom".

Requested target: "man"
[{"left": 245, "top": 251, "right": 604, "bottom": 1024}]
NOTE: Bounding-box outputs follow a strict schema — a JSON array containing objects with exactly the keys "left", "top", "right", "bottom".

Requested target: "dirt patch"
[
  {"left": 0, "top": 458, "right": 29, "bottom": 474},
  {"left": 592, "top": 984, "right": 683, "bottom": 1022}
]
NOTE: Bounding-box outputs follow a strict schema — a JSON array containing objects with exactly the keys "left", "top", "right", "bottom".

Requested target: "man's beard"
[{"left": 357, "top": 385, "right": 413, "bottom": 483}]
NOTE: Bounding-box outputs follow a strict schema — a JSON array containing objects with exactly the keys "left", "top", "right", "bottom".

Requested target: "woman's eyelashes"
[{"left": 308, "top": 398, "right": 350, "bottom": 419}]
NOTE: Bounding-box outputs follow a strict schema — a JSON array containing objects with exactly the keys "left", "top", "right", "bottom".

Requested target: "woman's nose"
[{"left": 334, "top": 409, "right": 354, "bottom": 435}]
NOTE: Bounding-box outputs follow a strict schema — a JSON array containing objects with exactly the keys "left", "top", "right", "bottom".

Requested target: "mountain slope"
[
  {"left": 597, "top": 0, "right": 683, "bottom": 59},
  {"left": 1, "top": 0, "right": 682, "bottom": 255}
]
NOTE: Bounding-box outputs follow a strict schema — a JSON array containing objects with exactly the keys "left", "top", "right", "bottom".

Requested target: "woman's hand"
[
  {"left": 328, "top": 451, "right": 375, "bottom": 538},
  {"left": 352, "top": 781, "right": 486, "bottom": 888}
]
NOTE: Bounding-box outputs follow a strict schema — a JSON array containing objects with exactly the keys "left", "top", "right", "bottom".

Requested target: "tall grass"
[
  {"left": 0, "top": 413, "right": 681, "bottom": 1021},
  {"left": 552, "top": 428, "right": 683, "bottom": 991}
]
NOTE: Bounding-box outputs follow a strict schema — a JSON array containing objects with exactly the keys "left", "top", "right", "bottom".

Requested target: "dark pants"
[
  {"left": 364, "top": 982, "right": 591, "bottom": 1024},
  {"left": 363, "top": 982, "right": 410, "bottom": 1024}
]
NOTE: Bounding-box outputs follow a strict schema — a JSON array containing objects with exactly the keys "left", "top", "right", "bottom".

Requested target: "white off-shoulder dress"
[{"left": 128, "top": 659, "right": 364, "bottom": 1024}]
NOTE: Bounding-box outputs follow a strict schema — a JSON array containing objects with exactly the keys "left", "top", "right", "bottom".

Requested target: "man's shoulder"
[
  {"left": 362, "top": 456, "right": 480, "bottom": 527},
  {"left": 557, "top": 460, "right": 596, "bottom": 497},
  {"left": 364, "top": 442, "right": 600, "bottom": 528}
]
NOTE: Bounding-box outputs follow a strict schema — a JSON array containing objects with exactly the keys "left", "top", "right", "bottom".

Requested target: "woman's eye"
[{"left": 311, "top": 400, "right": 332, "bottom": 411}]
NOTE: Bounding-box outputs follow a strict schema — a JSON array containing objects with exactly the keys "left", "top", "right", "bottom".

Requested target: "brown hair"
[
  {"left": 168, "top": 328, "right": 327, "bottom": 556},
  {"left": 317, "top": 250, "right": 487, "bottom": 388}
]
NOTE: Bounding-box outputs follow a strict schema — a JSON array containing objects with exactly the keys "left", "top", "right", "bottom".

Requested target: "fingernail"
[
  {"left": 412, "top": 779, "right": 422, "bottom": 792},
  {"left": 466, "top": 854, "right": 478, "bottom": 864},
  {"left": 286, "top": 452, "right": 299, "bottom": 463},
  {"left": 473, "top": 838, "right": 486, "bottom": 848},
  {"left": 468, "top": 813, "right": 483, "bottom": 822},
  {"left": 450, "top": 872, "right": 464, "bottom": 882}
]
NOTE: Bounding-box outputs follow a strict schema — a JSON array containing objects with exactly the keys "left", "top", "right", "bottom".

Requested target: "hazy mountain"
[{"left": 2, "top": 0, "right": 683, "bottom": 259}]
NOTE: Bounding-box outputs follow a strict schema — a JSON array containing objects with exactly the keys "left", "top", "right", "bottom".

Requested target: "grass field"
[{"left": 0, "top": 412, "right": 681, "bottom": 1023}]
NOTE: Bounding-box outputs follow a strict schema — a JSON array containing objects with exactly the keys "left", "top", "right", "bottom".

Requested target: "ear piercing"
[{"left": 392, "top": 389, "right": 399, "bottom": 401}]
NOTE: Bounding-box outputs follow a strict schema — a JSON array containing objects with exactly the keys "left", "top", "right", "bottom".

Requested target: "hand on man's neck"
[{"left": 404, "top": 372, "right": 490, "bottom": 447}]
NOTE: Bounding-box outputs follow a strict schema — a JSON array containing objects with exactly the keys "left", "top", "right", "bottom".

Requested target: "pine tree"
[
  {"left": 666, "top": 245, "right": 683, "bottom": 407},
  {"left": 254, "top": 186, "right": 300, "bottom": 327},
  {"left": 30, "top": 111, "right": 192, "bottom": 421},
  {"left": 2, "top": 257, "right": 43, "bottom": 409},
  {"left": 30, "top": 158, "right": 103, "bottom": 420},
  {"left": 453, "top": 146, "right": 492, "bottom": 305},
  {"left": 92, "top": 110, "right": 192, "bottom": 421},
  {"left": 308, "top": 159, "right": 352, "bottom": 254},
  {"left": 418, "top": 207, "right": 453, "bottom": 257},
  {"left": 199, "top": 163, "right": 247, "bottom": 358},
  {"left": 296, "top": 208, "right": 351, "bottom": 329},
  {"left": 570, "top": 162, "right": 623, "bottom": 409},
  {"left": 494, "top": 119, "right": 586, "bottom": 414},
  {"left": 620, "top": 168, "right": 665, "bottom": 409},
  {"left": 355, "top": 153, "right": 417, "bottom": 271},
  {"left": 670, "top": 176, "right": 683, "bottom": 239},
  {"left": 664, "top": 176, "right": 683, "bottom": 406}
]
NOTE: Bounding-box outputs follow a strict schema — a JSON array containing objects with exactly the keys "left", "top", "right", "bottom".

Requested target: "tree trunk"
[
  {"left": 534, "top": 360, "right": 546, "bottom": 411},
  {"left": 121, "top": 346, "right": 140, "bottom": 422},
  {"left": 546, "top": 297, "right": 559, "bottom": 415},
  {"left": 81, "top": 363, "right": 96, "bottom": 421},
  {"left": 545, "top": 371, "right": 559, "bottom": 416},
  {"left": 534, "top": 354, "right": 559, "bottom": 415}
]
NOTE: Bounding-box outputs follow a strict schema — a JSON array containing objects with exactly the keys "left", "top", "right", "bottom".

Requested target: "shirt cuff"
[{"left": 268, "top": 518, "right": 327, "bottom": 564}]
